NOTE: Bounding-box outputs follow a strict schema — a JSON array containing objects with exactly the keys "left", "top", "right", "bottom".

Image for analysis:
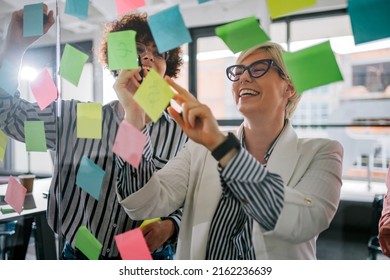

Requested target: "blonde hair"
[{"left": 236, "top": 42, "right": 301, "bottom": 119}]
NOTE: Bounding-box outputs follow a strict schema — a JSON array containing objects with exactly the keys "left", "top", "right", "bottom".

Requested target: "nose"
[
  {"left": 239, "top": 68, "right": 251, "bottom": 82},
  {"left": 141, "top": 50, "right": 155, "bottom": 61}
]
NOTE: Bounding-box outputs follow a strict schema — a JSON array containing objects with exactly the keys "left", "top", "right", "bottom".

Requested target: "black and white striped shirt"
[{"left": 0, "top": 90, "right": 188, "bottom": 257}]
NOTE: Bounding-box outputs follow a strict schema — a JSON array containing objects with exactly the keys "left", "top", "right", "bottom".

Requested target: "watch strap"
[{"left": 211, "top": 132, "right": 241, "bottom": 161}]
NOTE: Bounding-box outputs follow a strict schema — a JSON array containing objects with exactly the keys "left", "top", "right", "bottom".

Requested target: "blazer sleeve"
[{"left": 264, "top": 140, "right": 343, "bottom": 243}]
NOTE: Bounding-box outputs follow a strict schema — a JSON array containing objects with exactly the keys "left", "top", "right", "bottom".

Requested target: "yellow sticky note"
[
  {"left": 77, "top": 102, "right": 102, "bottom": 139},
  {"left": 133, "top": 69, "right": 175, "bottom": 122},
  {"left": 140, "top": 218, "right": 161, "bottom": 228},
  {"left": 0, "top": 130, "right": 8, "bottom": 161},
  {"left": 266, "top": 0, "right": 316, "bottom": 19}
]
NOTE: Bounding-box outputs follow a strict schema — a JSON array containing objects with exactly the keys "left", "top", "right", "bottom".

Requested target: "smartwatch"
[{"left": 211, "top": 132, "right": 241, "bottom": 161}]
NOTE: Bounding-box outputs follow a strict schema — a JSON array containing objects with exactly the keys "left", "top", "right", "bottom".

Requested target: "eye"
[
  {"left": 233, "top": 66, "right": 244, "bottom": 76},
  {"left": 251, "top": 62, "right": 268, "bottom": 75}
]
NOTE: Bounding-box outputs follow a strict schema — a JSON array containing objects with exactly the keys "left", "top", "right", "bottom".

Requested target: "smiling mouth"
[{"left": 239, "top": 89, "right": 259, "bottom": 97}]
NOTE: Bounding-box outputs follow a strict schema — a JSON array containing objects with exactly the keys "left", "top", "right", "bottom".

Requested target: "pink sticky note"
[
  {"left": 115, "top": 228, "right": 152, "bottom": 260},
  {"left": 115, "top": 0, "right": 146, "bottom": 15},
  {"left": 30, "top": 69, "right": 58, "bottom": 110},
  {"left": 112, "top": 121, "right": 147, "bottom": 169},
  {"left": 4, "top": 176, "right": 27, "bottom": 214}
]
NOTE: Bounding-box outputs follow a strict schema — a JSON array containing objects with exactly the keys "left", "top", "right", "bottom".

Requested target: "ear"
[{"left": 284, "top": 80, "right": 295, "bottom": 98}]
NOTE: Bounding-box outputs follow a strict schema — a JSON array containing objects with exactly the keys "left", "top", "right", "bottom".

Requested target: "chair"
[
  {"left": 367, "top": 194, "right": 384, "bottom": 260},
  {"left": 0, "top": 221, "right": 17, "bottom": 260}
]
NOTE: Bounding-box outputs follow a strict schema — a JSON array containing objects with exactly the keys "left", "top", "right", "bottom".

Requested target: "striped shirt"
[
  {"left": 206, "top": 128, "right": 285, "bottom": 260},
  {"left": 0, "top": 90, "right": 188, "bottom": 258}
]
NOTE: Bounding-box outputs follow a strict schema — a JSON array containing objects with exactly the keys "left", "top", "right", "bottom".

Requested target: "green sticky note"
[
  {"left": 0, "top": 130, "right": 8, "bottom": 161},
  {"left": 215, "top": 16, "right": 270, "bottom": 54},
  {"left": 24, "top": 121, "right": 47, "bottom": 152},
  {"left": 348, "top": 0, "right": 390, "bottom": 44},
  {"left": 60, "top": 44, "right": 89, "bottom": 86},
  {"left": 75, "top": 226, "right": 102, "bottom": 260},
  {"left": 266, "top": 0, "right": 317, "bottom": 19},
  {"left": 133, "top": 69, "right": 174, "bottom": 122},
  {"left": 77, "top": 103, "right": 102, "bottom": 139},
  {"left": 107, "top": 30, "right": 138, "bottom": 70},
  {"left": 283, "top": 41, "right": 343, "bottom": 94}
]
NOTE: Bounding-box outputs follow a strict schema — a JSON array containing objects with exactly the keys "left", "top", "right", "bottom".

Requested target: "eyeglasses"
[
  {"left": 136, "top": 42, "right": 169, "bottom": 61},
  {"left": 226, "top": 59, "right": 284, "bottom": 82}
]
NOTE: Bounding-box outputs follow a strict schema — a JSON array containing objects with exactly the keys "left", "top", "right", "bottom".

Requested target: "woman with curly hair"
[{"left": 0, "top": 6, "right": 187, "bottom": 260}]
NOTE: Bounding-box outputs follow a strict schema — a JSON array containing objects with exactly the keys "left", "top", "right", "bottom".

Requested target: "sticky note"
[
  {"left": 133, "top": 69, "right": 175, "bottom": 122},
  {"left": 77, "top": 103, "right": 102, "bottom": 139},
  {"left": 140, "top": 218, "right": 161, "bottom": 228},
  {"left": 24, "top": 121, "right": 47, "bottom": 152},
  {"left": 0, "top": 130, "right": 8, "bottom": 161},
  {"left": 115, "top": 0, "right": 146, "bottom": 15},
  {"left": 30, "top": 69, "right": 58, "bottom": 110},
  {"left": 76, "top": 155, "right": 105, "bottom": 200},
  {"left": 198, "top": 0, "right": 211, "bottom": 3},
  {"left": 112, "top": 121, "right": 147, "bottom": 169},
  {"left": 283, "top": 41, "right": 343, "bottom": 94},
  {"left": 23, "top": 3, "right": 44, "bottom": 37},
  {"left": 115, "top": 228, "right": 152, "bottom": 260},
  {"left": 0, "top": 59, "right": 18, "bottom": 95},
  {"left": 215, "top": 16, "right": 270, "bottom": 54},
  {"left": 148, "top": 5, "right": 192, "bottom": 53},
  {"left": 266, "top": 0, "right": 316, "bottom": 19},
  {"left": 348, "top": 0, "right": 390, "bottom": 44},
  {"left": 75, "top": 226, "right": 102, "bottom": 260},
  {"left": 5, "top": 176, "right": 27, "bottom": 214},
  {"left": 107, "top": 30, "right": 138, "bottom": 70},
  {"left": 65, "top": 0, "right": 89, "bottom": 20},
  {"left": 60, "top": 44, "right": 89, "bottom": 87}
]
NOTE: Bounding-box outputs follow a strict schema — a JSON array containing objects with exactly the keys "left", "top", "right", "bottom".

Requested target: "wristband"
[{"left": 211, "top": 132, "right": 241, "bottom": 161}]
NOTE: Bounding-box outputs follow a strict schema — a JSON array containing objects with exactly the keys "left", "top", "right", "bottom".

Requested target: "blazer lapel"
[{"left": 266, "top": 122, "right": 300, "bottom": 185}]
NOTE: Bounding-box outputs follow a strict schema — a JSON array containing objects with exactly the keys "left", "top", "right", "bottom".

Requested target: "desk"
[{"left": 0, "top": 177, "right": 57, "bottom": 259}]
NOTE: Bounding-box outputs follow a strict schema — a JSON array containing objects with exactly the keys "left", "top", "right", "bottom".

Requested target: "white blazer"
[{"left": 118, "top": 122, "right": 343, "bottom": 259}]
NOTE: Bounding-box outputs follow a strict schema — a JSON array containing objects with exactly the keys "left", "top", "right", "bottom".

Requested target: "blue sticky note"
[
  {"left": 148, "top": 5, "right": 192, "bottom": 53},
  {"left": 0, "top": 59, "right": 18, "bottom": 95},
  {"left": 23, "top": 3, "right": 44, "bottom": 37},
  {"left": 65, "top": 0, "right": 89, "bottom": 20},
  {"left": 198, "top": 0, "right": 211, "bottom": 3},
  {"left": 76, "top": 156, "right": 105, "bottom": 200},
  {"left": 348, "top": 0, "right": 390, "bottom": 44}
]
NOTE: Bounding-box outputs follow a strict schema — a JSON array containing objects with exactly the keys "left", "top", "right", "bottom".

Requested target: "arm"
[
  {"left": 0, "top": 7, "right": 56, "bottom": 147},
  {"left": 265, "top": 140, "right": 343, "bottom": 243}
]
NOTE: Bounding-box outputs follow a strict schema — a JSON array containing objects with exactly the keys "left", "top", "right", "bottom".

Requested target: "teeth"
[{"left": 239, "top": 89, "right": 259, "bottom": 97}]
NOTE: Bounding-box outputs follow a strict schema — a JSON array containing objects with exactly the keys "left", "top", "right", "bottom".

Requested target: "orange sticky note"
[
  {"left": 5, "top": 176, "right": 27, "bottom": 214},
  {"left": 112, "top": 121, "right": 147, "bottom": 169},
  {"left": 115, "top": 228, "right": 152, "bottom": 260},
  {"left": 30, "top": 69, "right": 58, "bottom": 110}
]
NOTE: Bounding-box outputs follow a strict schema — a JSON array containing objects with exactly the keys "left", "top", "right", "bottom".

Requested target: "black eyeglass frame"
[
  {"left": 136, "top": 42, "right": 170, "bottom": 61},
  {"left": 226, "top": 59, "right": 285, "bottom": 82}
]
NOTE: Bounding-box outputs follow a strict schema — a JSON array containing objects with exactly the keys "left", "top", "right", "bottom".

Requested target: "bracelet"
[{"left": 211, "top": 132, "right": 241, "bottom": 161}]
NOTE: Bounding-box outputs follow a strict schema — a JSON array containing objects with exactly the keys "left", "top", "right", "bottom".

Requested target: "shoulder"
[{"left": 298, "top": 138, "right": 343, "bottom": 156}]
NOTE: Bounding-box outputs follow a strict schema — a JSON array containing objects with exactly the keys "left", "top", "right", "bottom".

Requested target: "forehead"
[{"left": 238, "top": 50, "right": 271, "bottom": 65}]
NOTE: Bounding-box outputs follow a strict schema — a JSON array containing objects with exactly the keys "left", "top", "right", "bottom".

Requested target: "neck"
[{"left": 242, "top": 118, "right": 286, "bottom": 163}]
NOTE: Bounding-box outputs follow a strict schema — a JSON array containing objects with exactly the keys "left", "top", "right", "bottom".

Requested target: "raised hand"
[
  {"left": 113, "top": 68, "right": 147, "bottom": 130},
  {"left": 4, "top": 5, "right": 55, "bottom": 55},
  {"left": 165, "top": 76, "right": 226, "bottom": 152}
]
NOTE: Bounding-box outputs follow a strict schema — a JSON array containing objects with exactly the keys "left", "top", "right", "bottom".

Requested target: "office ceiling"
[{"left": 0, "top": 0, "right": 348, "bottom": 46}]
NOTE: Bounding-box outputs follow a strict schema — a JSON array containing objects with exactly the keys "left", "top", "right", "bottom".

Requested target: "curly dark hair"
[{"left": 98, "top": 13, "right": 183, "bottom": 78}]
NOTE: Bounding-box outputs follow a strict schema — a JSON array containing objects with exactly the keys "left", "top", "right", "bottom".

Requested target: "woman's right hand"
[
  {"left": 113, "top": 68, "right": 147, "bottom": 130},
  {"left": 4, "top": 5, "right": 54, "bottom": 60}
]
